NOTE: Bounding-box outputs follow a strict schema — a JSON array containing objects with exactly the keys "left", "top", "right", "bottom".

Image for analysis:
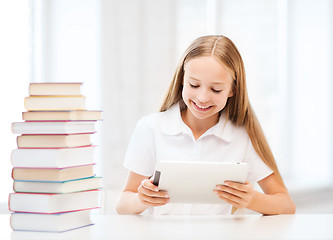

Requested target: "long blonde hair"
[{"left": 160, "top": 35, "right": 284, "bottom": 185}]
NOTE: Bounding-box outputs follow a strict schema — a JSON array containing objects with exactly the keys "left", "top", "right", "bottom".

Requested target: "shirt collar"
[
  {"left": 161, "top": 101, "right": 234, "bottom": 143},
  {"left": 161, "top": 102, "right": 189, "bottom": 136}
]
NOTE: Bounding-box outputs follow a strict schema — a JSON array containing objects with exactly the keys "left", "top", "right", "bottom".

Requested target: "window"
[{"left": 0, "top": 0, "right": 31, "bottom": 210}]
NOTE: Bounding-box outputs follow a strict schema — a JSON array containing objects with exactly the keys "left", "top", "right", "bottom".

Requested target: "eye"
[
  {"left": 212, "top": 89, "right": 222, "bottom": 93},
  {"left": 189, "top": 83, "right": 199, "bottom": 88}
]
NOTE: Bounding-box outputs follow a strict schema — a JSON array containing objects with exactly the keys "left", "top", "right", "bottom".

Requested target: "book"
[
  {"left": 24, "top": 96, "right": 86, "bottom": 111},
  {"left": 22, "top": 110, "right": 103, "bottom": 121},
  {"left": 12, "top": 164, "right": 95, "bottom": 181},
  {"left": 9, "top": 190, "right": 100, "bottom": 213},
  {"left": 10, "top": 209, "right": 93, "bottom": 232},
  {"left": 29, "top": 82, "right": 83, "bottom": 96},
  {"left": 17, "top": 133, "right": 92, "bottom": 148},
  {"left": 13, "top": 177, "right": 102, "bottom": 193},
  {"left": 11, "top": 146, "right": 95, "bottom": 168},
  {"left": 12, "top": 121, "right": 96, "bottom": 134}
]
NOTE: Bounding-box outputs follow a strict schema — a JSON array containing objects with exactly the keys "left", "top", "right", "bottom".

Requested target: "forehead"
[{"left": 184, "top": 56, "right": 232, "bottom": 82}]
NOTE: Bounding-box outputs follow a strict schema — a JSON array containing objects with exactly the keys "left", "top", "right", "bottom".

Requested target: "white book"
[
  {"left": 12, "top": 164, "right": 95, "bottom": 182},
  {"left": 12, "top": 121, "right": 96, "bottom": 134},
  {"left": 11, "top": 146, "right": 95, "bottom": 168},
  {"left": 13, "top": 177, "right": 102, "bottom": 193},
  {"left": 10, "top": 209, "right": 93, "bottom": 232},
  {"left": 22, "top": 110, "right": 103, "bottom": 121},
  {"left": 29, "top": 82, "right": 83, "bottom": 96},
  {"left": 17, "top": 133, "right": 92, "bottom": 148},
  {"left": 24, "top": 96, "right": 86, "bottom": 111},
  {"left": 9, "top": 190, "right": 100, "bottom": 214}
]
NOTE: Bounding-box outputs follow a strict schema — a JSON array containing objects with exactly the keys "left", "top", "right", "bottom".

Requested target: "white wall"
[
  {"left": 2, "top": 0, "right": 332, "bottom": 214},
  {"left": 99, "top": 0, "right": 181, "bottom": 212},
  {"left": 0, "top": 0, "right": 30, "bottom": 209},
  {"left": 32, "top": 0, "right": 103, "bottom": 173},
  {"left": 288, "top": 0, "right": 332, "bottom": 189},
  {"left": 99, "top": 0, "right": 333, "bottom": 211}
]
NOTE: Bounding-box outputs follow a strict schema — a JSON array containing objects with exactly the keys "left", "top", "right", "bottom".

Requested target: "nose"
[{"left": 197, "top": 88, "right": 210, "bottom": 103}]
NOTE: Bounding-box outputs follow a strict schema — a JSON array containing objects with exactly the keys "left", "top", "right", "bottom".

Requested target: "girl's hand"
[
  {"left": 214, "top": 181, "right": 256, "bottom": 209},
  {"left": 137, "top": 179, "right": 170, "bottom": 207}
]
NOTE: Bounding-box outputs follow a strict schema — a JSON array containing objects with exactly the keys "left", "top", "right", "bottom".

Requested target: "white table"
[{"left": 1, "top": 214, "right": 333, "bottom": 240}]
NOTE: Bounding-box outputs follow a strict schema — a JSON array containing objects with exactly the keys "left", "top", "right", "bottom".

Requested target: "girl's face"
[{"left": 182, "top": 56, "right": 234, "bottom": 123}]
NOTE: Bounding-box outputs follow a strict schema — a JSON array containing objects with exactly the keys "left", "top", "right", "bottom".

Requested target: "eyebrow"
[{"left": 188, "top": 76, "right": 226, "bottom": 85}]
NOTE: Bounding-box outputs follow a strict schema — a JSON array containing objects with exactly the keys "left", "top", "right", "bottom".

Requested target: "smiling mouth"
[{"left": 192, "top": 101, "right": 213, "bottom": 111}]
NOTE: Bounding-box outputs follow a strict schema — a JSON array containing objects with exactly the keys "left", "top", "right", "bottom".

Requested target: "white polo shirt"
[{"left": 124, "top": 102, "right": 273, "bottom": 215}]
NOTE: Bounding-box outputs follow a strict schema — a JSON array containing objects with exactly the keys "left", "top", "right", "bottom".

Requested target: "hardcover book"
[
  {"left": 22, "top": 110, "right": 103, "bottom": 121},
  {"left": 12, "top": 121, "right": 96, "bottom": 134},
  {"left": 11, "top": 146, "right": 96, "bottom": 168},
  {"left": 16, "top": 133, "right": 93, "bottom": 148},
  {"left": 29, "top": 82, "right": 83, "bottom": 96},
  {"left": 10, "top": 209, "right": 93, "bottom": 232},
  {"left": 12, "top": 164, "right": 95, "bottom": 181},
  {"left": 24, "top": 96, "right": 86, "bottom": 111},
  {"left": 9, "top": 190, "right": 100, "bottom": 214},
  {"left": 13, "top": 177, "right": 102, "bottom": 193}
]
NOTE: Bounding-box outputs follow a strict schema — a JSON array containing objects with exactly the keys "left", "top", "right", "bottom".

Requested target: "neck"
[{"left": 181, "top": 109, "right": 219, "bottom": 140}]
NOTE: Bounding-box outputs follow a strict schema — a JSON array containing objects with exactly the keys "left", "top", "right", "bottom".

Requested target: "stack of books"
[{"left": 9, "top": 82, "right": 103, "bottom": 232}]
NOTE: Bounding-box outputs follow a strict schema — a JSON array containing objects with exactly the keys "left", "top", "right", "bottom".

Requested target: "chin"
[{"left": 190, "top": 109, "right": 216, "bottom": 120}]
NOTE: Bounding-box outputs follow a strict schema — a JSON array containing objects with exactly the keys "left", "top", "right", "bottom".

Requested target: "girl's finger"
[
  {"left": 141, "top": 179, "right": 159, "bottom": 192},
  {"left": 216, "top": 193, "right": 242, "bottom": 208},
  {"left": 215, "top": 185, "right": 246, "bottom": 199},
  {"left": 223, "top": 181, "right": 249, "bottom": 192},
  {"left": 138, "top": 192, "right": 169, "bottom": 205},
  {"left": 140, "top": 199, "right": 169, "bottom": 207},
  {"left": 139, "top": 185, "right": 169, "bottom": 198},
  {"left": 215, "top": 189, "right": 242, "bottom": 203}
]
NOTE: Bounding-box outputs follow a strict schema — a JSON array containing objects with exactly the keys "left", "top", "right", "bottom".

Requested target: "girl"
[{"left": 116, "top": 35, "right": 296, "bottom": 215}]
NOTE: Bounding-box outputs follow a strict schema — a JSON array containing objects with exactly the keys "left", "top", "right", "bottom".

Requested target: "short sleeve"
[
  {"left": 244, "top": 139, "right": 273, "bottom": 184},
  {"left": 123, "top": 116, "right": 156, "bottom": 177}
]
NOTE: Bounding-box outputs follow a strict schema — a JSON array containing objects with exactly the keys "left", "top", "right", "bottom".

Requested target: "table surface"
[{"left": 1, "top": 213, "right": 333, "bottom": 240}]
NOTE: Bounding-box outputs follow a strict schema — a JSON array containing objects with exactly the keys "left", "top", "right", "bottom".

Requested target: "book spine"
[{"left": 8, "top": 193, "right": 12, "bottom": 212}]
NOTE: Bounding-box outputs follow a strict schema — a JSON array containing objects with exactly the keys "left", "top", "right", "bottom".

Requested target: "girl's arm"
[
  {"left": 214, "top": 173, "right": 296, "bottom": 215},
  {"left": 116, "top": 171, "right": 169, "bottom": 215}
]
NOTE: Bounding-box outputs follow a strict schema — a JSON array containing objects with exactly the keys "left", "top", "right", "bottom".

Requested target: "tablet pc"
[{"left": 153, "top": 161, "right": 249, "bottom": 204}]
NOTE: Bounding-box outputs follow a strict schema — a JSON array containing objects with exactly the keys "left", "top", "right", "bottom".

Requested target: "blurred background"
[{"left": 0, "top": 0, "right": 332, "bottom": 214}]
